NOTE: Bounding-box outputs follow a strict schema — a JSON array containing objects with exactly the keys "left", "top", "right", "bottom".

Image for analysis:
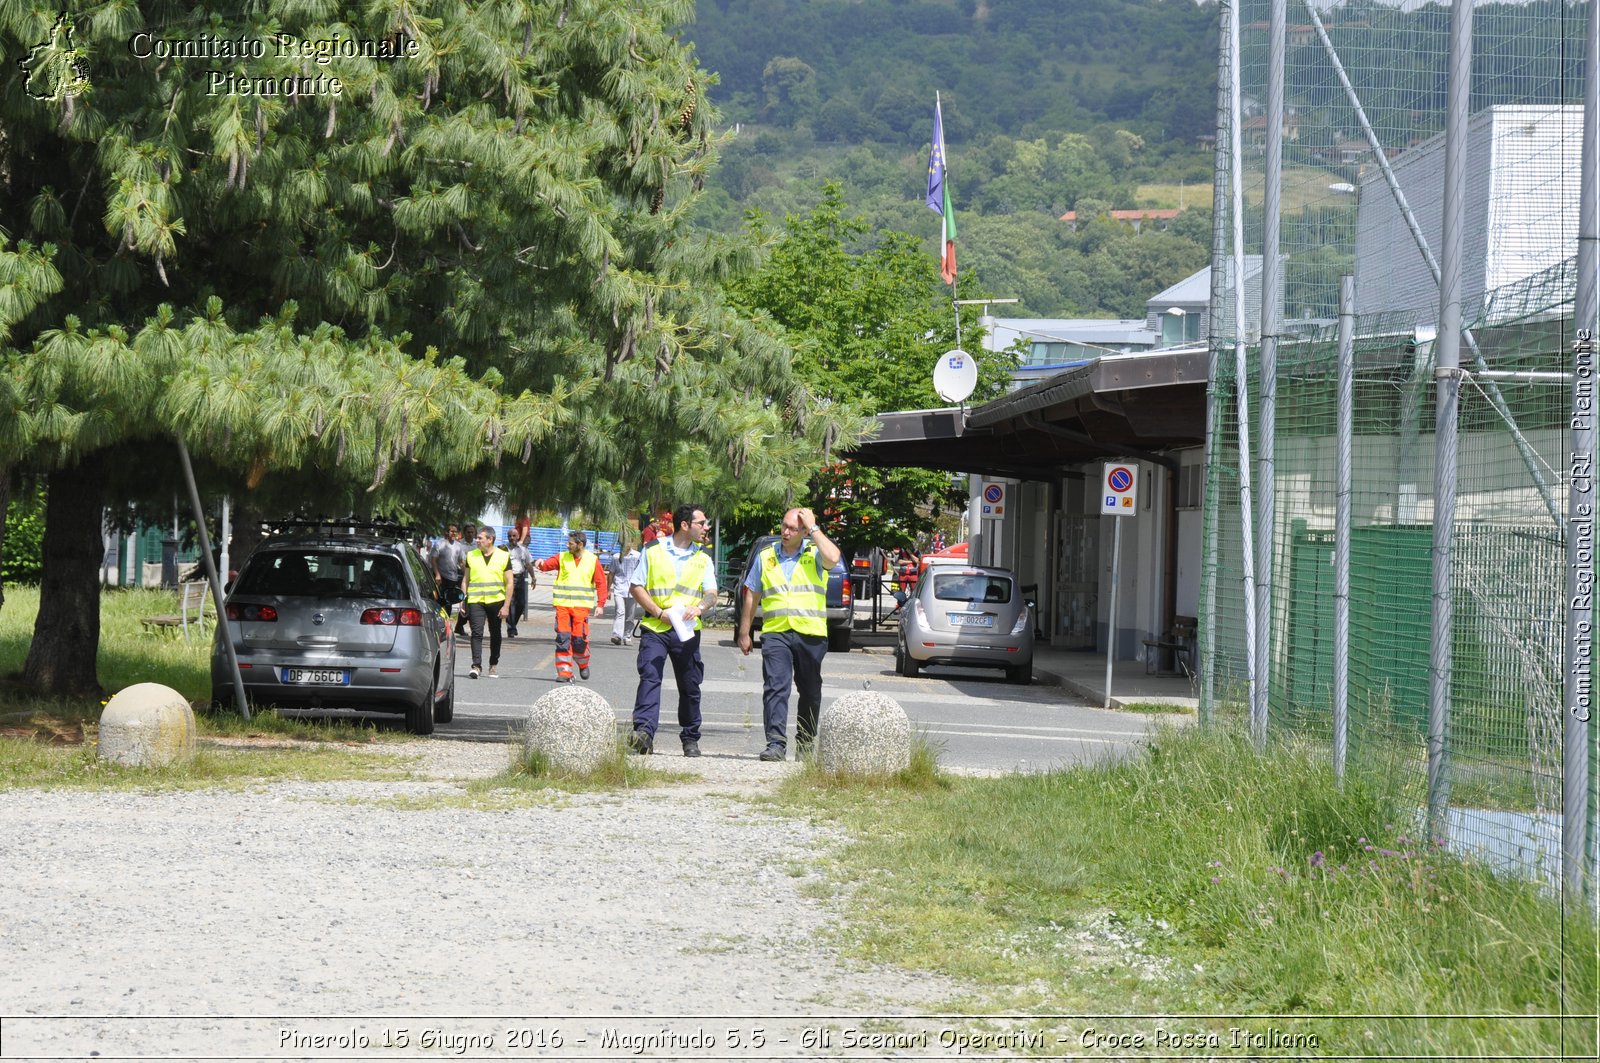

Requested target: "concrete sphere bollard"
[
  {"left": 816, "top": 690, "right": 912, "bottom": 776},
  {"left": 98, "top": 683, "right": 197, "bottom": 768},
  {"left": 524, "top": 686, "right": 617, "bottom": 774}
]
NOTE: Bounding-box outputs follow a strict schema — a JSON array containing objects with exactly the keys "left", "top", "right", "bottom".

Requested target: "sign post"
[
  {"left": 1101, "top": 463, "right": 1139, "bottom": 708},
  {"left": 979, "top": 481, "right": 1006, "bottom": 566}
]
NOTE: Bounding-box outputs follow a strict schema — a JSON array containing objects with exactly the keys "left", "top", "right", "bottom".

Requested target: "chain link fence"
[{"left": 1201, "top": 0, "right": 1591, "bottom": 889}]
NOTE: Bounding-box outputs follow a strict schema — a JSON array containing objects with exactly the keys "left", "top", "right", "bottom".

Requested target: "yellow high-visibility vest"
[
  {"left": 465, "top": 548, "right": 510, "bottom": 604},
  {"left": 756, "top": 543, "right": 827, "bottom": 637},
  {"left": 552, "top": 551, "right": 598, "bottom": 608},
  {"left": 639, "top": 540, "right": 714, "bottom": 634}
]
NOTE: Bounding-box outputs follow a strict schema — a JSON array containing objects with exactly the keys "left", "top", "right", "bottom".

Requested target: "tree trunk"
[
  {"left": 0, "top": 463, "right": 10, "bottom": 616},
  {"left": 228, "top": 498, "right": 266, "bottom": 575},
  {"left": 22, "top": 463, "right": 108, "bottom": 696}
]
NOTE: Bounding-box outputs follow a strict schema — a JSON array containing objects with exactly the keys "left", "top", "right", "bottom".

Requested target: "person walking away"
[
  {"left": 432, "top": 523, "right": 467, "bottom": 628},
  {"left": 454, "top": 522, "right": 478, "bottom": 636},
  {"left": 535, "top": 530, "right": 609, "bottom": 682},
  {"left": 609, "top": 532, "right": 643, "bottom": 646},
  {"left": 628, "top": 505, "right": 717, "bottom": 757},
  {"left": 461, "top": 526, "right": 512, "bottom": 679},
  {"left": 737, "top": 507, "right": 842, "bottom": 761},
  {"left": 506, "top": 527, "right": 533, "bottom": 638}
]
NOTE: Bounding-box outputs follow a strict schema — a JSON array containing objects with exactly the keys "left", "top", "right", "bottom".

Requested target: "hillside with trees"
[{"left": 681, "top": 0, "right": 1222, "bottom": 317}]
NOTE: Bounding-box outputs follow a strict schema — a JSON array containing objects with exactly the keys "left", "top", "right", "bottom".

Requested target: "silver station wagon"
[
  {"left": 211, "top": 522, "right": 456, "bottom": 733},
  {"left": 895, "top": 565, "right": 1034, "bottom": 684}
]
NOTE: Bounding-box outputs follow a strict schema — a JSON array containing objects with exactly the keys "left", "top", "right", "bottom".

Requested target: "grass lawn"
[
  {"left": 0, "top": 584, "right": 216, "bottom": 713},
  {"left": 0, "top": 584, "right": 416, "bottom": 788}
]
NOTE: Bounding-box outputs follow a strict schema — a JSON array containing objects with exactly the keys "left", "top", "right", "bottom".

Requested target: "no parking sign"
[
  {"left": 980, "top": 481, "right": 1006, "bottom": 519},
  {"left": 1101, "top": 463, "right": 1138, "bottom": 516}
]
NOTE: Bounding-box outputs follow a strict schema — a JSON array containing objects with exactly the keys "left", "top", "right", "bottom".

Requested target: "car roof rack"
[{"left": 261, "top": 515, "right": 418, "bottom": 539}]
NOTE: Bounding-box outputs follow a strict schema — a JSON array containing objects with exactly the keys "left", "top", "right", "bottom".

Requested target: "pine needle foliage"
[{"left": 0, "top": 1, "right": 861, "bottom": 505}]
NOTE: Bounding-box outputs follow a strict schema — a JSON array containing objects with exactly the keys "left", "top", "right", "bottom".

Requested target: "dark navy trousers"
[
  {"left": 631, "top": 628, "right": 703, "bottom": 743},
  {"left": 761, "top": 628, "right": 827, "bottom": 750}
]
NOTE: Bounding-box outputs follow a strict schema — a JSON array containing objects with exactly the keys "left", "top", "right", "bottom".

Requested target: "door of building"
[{"left": 1056, "top": 513, "right": 1098, "bottom": 649}]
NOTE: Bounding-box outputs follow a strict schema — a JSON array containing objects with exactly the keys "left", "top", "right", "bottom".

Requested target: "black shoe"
[
  {"left": 795, "top": 739, "right": 814, "bottom": 758},
  {"left": 579, "top": 666, "right": 590, "bottom": 680},
  {"left": 628, "top": 729, "right": 653, "bottom": 755},
  {"left": 758, "top": 743, "right": 785, "bottom": 762},
  {"left": 682, "top": 740, "right": 701, "bottom": 758},
  {"left": 556, "top": 676, "right": 572, "bottom": 683}
]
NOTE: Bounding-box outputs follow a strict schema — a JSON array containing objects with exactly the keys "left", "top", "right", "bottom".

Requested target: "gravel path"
[{"left": 0, "top": 740, "right": 975, "bottom": 1059}]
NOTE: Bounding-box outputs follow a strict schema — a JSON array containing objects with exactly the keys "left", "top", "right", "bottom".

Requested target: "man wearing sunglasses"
[{"left": 627, "top": 505, "right": 718, "bottom": 757}]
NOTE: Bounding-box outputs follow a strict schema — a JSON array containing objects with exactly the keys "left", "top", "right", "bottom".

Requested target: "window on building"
[{"left": 1161, "top": 310, "right": 1201, "bottom": 346}]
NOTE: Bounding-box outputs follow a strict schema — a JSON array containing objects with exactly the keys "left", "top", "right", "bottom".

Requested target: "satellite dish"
[{"left": 933, "top": 349, "right": 977, "bottom": 403}]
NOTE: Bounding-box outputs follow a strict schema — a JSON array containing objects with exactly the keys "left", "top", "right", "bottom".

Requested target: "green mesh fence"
[{"left": 1204, "top": 0, "right": 1591, "bottom": 889}]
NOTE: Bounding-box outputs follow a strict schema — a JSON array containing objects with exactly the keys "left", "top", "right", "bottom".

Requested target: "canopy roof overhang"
[{"left": 849, "top": 348, "right": 1210, "bottom": 480}]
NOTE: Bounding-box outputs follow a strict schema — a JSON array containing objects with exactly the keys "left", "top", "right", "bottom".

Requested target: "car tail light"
[
  {"left": 1011, "top": 606, "right": 1030, "bottom": 636},
  {"left": 226, "top": 604, "right": 278, "bottom": 622},
  {"left": 841, "top": 579, "right": 852, "bottom": 605},
  {"left": 361, "top": 608, "right": 423, "bottom": 626}
]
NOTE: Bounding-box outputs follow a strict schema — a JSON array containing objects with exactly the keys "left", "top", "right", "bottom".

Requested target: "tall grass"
[{"left": 774, "top": 723, "right": 1596, "bottom": 1057}]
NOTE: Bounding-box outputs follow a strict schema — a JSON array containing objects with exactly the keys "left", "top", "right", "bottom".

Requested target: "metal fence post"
[
  {"left": 1336, "top": 276, "right": 1354, "bottom": 787},
  {"left": 1429, "top": 0, "right": 1473, "bottom": 842}
]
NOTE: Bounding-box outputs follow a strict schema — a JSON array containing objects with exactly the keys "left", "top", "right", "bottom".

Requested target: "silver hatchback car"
[
  {"left": 895, "top": 565, "right": 1033, "bottom": 684},
  {"left": 211, "top": 526, "right": 456, "bottom": 733}
]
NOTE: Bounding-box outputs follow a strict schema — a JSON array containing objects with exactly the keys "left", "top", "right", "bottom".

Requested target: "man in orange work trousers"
[{"left": 535, "top": 530, "right": 610, "bottom": 682}]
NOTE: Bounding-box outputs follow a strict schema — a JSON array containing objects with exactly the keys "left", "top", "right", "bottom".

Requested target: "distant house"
[
  {"left": 1059, "top": 208, "right": 1183, "bottom": 232},
  {"left": 1244, "top": 112, "right": 1301, "bottom": 149},
  {"left": 1245, "top": 21, "right": 1318, "bottom": 48},
  {"left": 1336, "top": 138, "right": 1373, "bottom": 165}
]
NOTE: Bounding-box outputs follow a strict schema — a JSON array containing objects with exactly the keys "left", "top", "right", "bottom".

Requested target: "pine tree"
[{"left": 0, "top": 2, "right": 858, "bottom": 694}]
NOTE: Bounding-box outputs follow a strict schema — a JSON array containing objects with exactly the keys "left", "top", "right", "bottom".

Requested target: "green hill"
[{"left": 680, "top": 0, "right": 1222, "bottom": 316}]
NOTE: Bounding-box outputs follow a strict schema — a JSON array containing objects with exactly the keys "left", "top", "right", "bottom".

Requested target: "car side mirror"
[
  {"left": 892, "top": 589, "right": 908, "bottom": 604},
  {"left": 223, "top": 579, "right": 234, "bottom": 594}
]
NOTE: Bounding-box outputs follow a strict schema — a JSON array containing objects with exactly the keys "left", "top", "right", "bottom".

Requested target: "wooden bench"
[
  {"left": 140, "top": 582, "right": 213, "bottom": 640},
  {"left": 1142, "top": 615, "right": 1197, "bottom": 677}
]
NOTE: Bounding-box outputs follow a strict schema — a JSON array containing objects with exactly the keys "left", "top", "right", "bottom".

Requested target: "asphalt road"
[{"left": 439, "top": 616, "right": 1162, "bottom": 773}]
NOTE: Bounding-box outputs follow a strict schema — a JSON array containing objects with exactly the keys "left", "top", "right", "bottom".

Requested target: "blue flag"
[{"left": 926, "top": 98, "right": 946, "bottom": 214}]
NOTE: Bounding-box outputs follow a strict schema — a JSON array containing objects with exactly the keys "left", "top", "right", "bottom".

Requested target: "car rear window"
[
  {"left": 931, "top": 572, "right": 1012, "bottom": 604},
  {"left": 236, "top": 551, "right": 409, "bottom": 598}
]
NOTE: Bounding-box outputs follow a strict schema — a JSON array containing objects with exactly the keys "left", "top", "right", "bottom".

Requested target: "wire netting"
[{"left": 1203, "top": 0, "right": 1592, "bottom": 889}]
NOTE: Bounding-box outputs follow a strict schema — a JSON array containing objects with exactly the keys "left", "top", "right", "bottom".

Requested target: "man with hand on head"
[
  {"left": 628, "top": 505, "right": 718, "bottom": 757},
  {"left": 738, "top": 507, "right": 842, "bottom": 761}
]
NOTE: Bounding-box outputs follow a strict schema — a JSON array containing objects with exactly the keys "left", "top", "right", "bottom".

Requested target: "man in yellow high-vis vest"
[
  {"left": 461, "top": 526, "right": 514, "bottom": 680},
  {"left": 534, "top": 530, "right": 609, "bottom": 683},
  {"left": 627, "top": 504, "right": 719, "bottom": 757},
  {"left": 737, "top": 506, "right": 842, "bottom": 761}
]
